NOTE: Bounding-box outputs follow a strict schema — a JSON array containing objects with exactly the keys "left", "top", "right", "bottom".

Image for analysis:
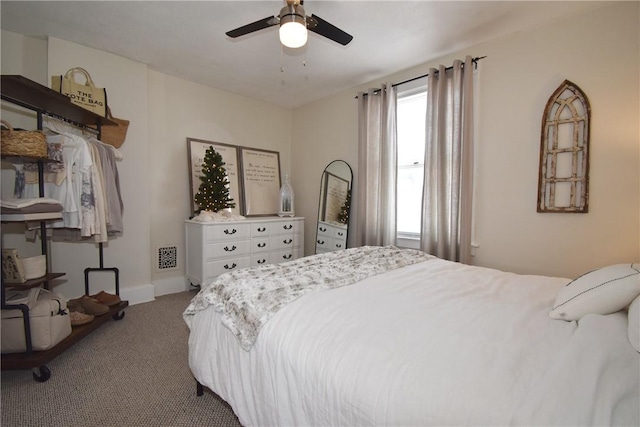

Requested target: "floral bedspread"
[{"left": 183, "top": 245, "right": 433, "bottom": 350}]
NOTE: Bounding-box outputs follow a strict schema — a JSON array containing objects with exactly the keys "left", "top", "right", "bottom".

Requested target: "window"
[
  {"left": 394, "top": 64, "right": 477, "bottom": 253},
  {"left": 396, "top": 88, "right": 426, "bottom": 245}
]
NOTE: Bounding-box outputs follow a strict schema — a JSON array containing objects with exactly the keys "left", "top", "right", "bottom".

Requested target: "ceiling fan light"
[
  {"left": 279, "top": 4, "right": 307, "bottom": 48},
  {"left": 280, "top": 21, "right": 307, "bottom": 48}
]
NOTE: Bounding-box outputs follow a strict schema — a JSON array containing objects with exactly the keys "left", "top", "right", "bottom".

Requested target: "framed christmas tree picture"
[{"left": 188, "top": 138, "right": 242, "bottom": 216}]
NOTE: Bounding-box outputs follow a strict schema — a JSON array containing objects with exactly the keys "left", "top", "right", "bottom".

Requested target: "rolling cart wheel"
[
  {"left": 32, "top": 365, "right": 51, "bottom": 382},
  {"left": 113, "top": 311, "right": 125, "bottom": 321}
]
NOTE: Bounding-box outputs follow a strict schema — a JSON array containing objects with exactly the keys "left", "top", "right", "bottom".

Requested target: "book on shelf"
[{"left": 2, "top": 248, "right": 26, "bottom": 284}]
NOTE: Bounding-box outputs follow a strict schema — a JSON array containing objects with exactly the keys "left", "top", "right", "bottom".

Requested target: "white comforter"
[{"left": 187, "top": 256, "right": 640, "bottom": 426}]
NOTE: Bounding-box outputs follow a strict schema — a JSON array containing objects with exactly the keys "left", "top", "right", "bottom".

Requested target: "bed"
[{"left": 184, "top": 246, "right": 640, "bottom": 426}]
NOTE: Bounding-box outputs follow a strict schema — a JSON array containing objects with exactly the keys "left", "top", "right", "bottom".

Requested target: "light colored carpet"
[{"left": 1, "top": 290, "right": 242, "bottom": 427}]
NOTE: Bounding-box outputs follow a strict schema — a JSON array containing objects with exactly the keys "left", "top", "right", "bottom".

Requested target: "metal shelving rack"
[{"left": 1, "top": 75, "right": 127, "bottom": 382}]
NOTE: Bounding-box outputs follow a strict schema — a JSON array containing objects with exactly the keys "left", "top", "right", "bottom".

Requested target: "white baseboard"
[
  {"left": 120, "top": 283, "right": 155, "bottom": 306},
  {"left": 119, "top": 277, "right": 193, "bottom": 306},
  {"left": 153, "top": 276, "right": 191, "bottom": 297}
]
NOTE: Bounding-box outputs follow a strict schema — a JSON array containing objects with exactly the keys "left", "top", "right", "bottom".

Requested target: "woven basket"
[
  {"left": 1, "top": 120, "right": 48, "bottom": 158},
  {"left": 91, "top": 107, "right": 129, "bottom": 148}
]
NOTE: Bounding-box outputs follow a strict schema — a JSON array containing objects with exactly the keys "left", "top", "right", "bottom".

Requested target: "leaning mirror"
[{"left": 315, "top": 160, "right": 353, "bottom": 254}]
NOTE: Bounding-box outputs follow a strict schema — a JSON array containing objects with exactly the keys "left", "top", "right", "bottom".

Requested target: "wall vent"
[{"left": 157, "top": 245, "right": 178, "bottom": 271}]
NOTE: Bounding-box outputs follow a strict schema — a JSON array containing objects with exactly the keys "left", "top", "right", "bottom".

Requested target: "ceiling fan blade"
[
  {"left": 306, "top": 14, "right": 353, "bottom": 46},
  {"left": 226, "top": 16, "right": 278, "bottom": 38}
]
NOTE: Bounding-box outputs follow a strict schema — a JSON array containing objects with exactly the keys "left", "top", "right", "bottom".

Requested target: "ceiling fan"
[{"left": 226, "top": 0, "right": 353, "bottom": 49}]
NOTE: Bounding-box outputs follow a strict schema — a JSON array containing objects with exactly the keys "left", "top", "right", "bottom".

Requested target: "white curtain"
[
  {"left": 355, "top": 84, "right": 398, "bottom": 247},
  {"left": 420, "top": 56, "right": 475, "bottom": 263}
]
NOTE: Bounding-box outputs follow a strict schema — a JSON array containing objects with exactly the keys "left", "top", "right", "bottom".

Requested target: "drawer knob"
[
  {"left": 283, "top": 224, "right": 293, "bottom": 230},
  {"left": 257, "top": 227, "right": 266, "bottom": 232},
  {"left": 257, "top": 242, "right": 266, "bottom": 248},
  {"left": 224, "top": 228, "right": 237, "bottom": 235},
  {"left": 224, "top": 263, "right": 237, "bottom": 270},
  {"left": 337, "top": 232, "right": 344, "bottom": 236},
  {"left": 282, "top": 254, "right": 292, "bottom": 260},
  {"left": 336, "top": 244, "right": 343, "bottom": 248},
  {"left": 257, "top": 259, "right": 266, "bottom": 264},
  {"left": 224, "top": 245, "right": 237, "bottom": 252},
  {"left": 317, "top": 240, "right": 325, "bottom": 244},
  {"left": 319, "top": 227, "right": 327, "bottom": 232},
  {"left": 283, "top": 238, "right": 293, "bottom": 244}
]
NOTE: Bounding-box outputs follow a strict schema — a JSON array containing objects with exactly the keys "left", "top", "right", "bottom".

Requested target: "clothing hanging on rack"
[
  {"left": 89, "top": 137, "right": 123, "bottom": 234},
  {"left": 14, "top": 115, "right": 124, "bottom": 243}
]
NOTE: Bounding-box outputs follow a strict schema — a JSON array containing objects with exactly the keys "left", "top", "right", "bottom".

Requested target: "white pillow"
[
  {"left": 549, "top": 263, "right": 640, "bottom": 321},
  {"left": 628, "top": 295, "right": 640, "bottom": 352}
]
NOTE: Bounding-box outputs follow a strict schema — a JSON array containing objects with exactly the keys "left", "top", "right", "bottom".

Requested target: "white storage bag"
[{"left": 2, "top": 289, "right": 72, "bottom": 353}]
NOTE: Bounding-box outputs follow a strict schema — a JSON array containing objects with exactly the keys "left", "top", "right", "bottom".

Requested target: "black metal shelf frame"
[{"left": 1, "top": 75, "right": 125, "bottom": 380}]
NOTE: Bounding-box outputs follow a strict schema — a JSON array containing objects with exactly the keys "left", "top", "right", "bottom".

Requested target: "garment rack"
[
  {"left": 43, "top": 113, "right": 100, "bottom": 136},
  {"left": 40, "top": 113, "right": 121, "bottom": 298},
  {"left": 1, "top": 75, "right": 126, "bottom": 382}
]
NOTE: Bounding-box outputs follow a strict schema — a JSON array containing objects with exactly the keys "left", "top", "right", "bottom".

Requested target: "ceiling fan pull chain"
[{"left": 280, "top": 43, "right": 285, "bottom": 73}]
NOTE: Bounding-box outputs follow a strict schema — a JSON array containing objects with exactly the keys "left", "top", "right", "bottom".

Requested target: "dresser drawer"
[
  {"left": 317, "top": 223, "right": 332, "bottom": 238},
  {"left": 205, "top": 223, "right": 251, "bottom": 241},
  {"left": 205, "top": 256, "right": 251, "bottom": 278},
  {"left": 205, "top": 240, "right": 251, "bottom": 259},
  {"left": 270, "top": 249, "right": 296, "bottom": 264},
  {"left": 251, "top": 237, "right": 271, "bottom": 253},
  {"left": 270, "top": 234, "right": 297, "bottom": 251},
  {"left": 250, "top": 254, "right": 270, "bottom": 267},
  {"left": 331, "top": 240, "right": 346, "bottom": 251},
  {"left": 334, "top": 228, "right": 347, "bottom": 241},
  {"left": 315, "top": 236, "right": 334, "bottom": 251},
  {"left": 271, "top": 220, "right": 298, "bottom": 235},
  {"left": 251, "top": 223, "right": 273, "bottom": 237}
]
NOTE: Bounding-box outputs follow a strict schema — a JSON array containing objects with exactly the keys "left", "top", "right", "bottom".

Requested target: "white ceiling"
[{"left": 1, "top": 1, "right": 607, "bottom": 109}]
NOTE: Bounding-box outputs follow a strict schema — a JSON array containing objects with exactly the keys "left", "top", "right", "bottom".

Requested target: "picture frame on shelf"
[
  {"left": 187, "top": 138, "right": 242, "bottom": 216},
  {"left": 239, "top": 147, "right": 281, "bottom": 216}
]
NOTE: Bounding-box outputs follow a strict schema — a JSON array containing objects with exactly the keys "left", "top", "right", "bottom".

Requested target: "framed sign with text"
[{"left": 239, "top": 147, "right": 281, "bottom": 216}]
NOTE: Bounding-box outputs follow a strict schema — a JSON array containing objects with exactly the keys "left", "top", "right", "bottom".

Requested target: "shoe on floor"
[
  {"left": 70, "top": 311, "right": 94, "bottom": 326},
  {"left": 67, "top": 298, "right": 86, "bottom": 314},
  {"left": 79, "top": 295, "right": 109, "bottom": 316},
  {"left": 90, "top": 290, "right": 121, "bottom": 307}
]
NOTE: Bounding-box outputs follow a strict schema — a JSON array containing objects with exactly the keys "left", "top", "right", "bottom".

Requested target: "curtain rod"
[{"left": 356, "top": 55, "right": 486, "bottom": 98}]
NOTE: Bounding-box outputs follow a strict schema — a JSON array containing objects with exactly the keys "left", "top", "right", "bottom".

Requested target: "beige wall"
[
  {"left": 0, "top": 30, "right": 48, "bottom": 84},
  {"left": 147, "top": 71, "right": 292, "bottom": 295},
  {"left": 45, "top": 38, "right": 153, "bottom": 301},
  {"left": 291, "top": 2, "right": 640, "bottom": 278}
]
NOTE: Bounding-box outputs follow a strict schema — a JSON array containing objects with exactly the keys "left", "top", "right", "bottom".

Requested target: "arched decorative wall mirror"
[{"left": 315, "top": 160, "right": 353, "bottom": 254}]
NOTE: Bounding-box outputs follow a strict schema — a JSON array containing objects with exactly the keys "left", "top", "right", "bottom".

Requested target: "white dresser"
[
  {"left": 315, "top": 221, "right": 348, "bottom": 253},
  {"left": 185, "top": 217, "right": 304, "bottom": 286}
]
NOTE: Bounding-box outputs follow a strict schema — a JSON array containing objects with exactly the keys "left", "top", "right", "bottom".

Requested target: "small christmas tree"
[
  {"left": 337, "top": 189, "right": 351, "bottom": 224},
  {"left": 194, "top": 146, "right": 236, "bottom": 213}
]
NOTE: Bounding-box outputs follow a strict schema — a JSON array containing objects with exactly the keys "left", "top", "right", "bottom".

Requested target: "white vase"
[{"left": 278, "top": 173, "right": 295, "bottom": 217}]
